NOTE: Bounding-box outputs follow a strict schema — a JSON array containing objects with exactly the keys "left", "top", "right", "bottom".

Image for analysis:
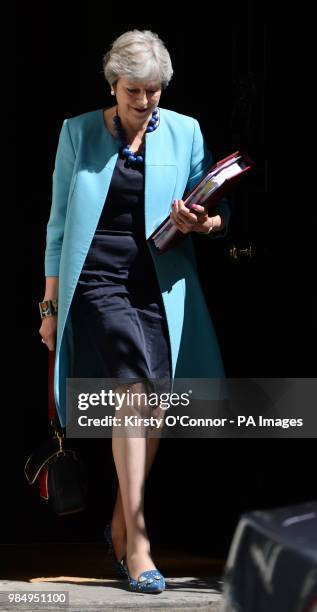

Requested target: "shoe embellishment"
[{"left": 128, "top": 569, "right": 165, "bottom": 593}]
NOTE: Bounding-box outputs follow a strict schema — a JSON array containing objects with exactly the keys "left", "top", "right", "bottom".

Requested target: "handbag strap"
[{"left": 48, "top": 350, "right": 62, "bottom": 432}]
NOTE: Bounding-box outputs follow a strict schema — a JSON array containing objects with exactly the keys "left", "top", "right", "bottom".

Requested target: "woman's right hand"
[{"left": 39, "top": 316, "right": 57, "bottom": 351}]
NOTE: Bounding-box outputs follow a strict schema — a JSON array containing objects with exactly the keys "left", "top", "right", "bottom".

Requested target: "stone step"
[
  {"left": 0, "top": 543, "right": 225, "bottom": 610},
  {"left": 0, "top": 577, "right": 224, "bottom": 611}
]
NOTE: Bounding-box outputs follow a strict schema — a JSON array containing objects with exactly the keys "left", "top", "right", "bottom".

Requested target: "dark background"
[{"left": 8, "top": 1, "right": 316, "bottom": 559}]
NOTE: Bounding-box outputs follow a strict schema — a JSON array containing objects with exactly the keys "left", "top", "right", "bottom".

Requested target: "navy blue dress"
[{"left": 71, "top": 156, "right": 171, "bottom": 386}]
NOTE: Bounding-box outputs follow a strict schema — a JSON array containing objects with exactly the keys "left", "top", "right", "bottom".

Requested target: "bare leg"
[
  {"left": 111, "top": 436, "right": 161, "bottom": 561},
  {"left": 112, "top": 383, "right": 164, "bottom": 579}
]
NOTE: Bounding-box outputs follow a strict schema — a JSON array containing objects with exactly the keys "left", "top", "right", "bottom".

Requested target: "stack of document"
[{"left": 150, "top": 151, "right": 253, "bottom": 253}]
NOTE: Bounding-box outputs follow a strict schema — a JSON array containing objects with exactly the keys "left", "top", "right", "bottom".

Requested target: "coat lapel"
[
  {"left": 144, "top": 118, "right": 177, "bottom": 239},
  {"left": 70, "top": 109, "right": 177, "bottom": 247}
]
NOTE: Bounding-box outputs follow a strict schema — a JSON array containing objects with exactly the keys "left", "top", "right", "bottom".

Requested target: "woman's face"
[{"left": 113, "top": 76, "right": 161, "bottom": 128}]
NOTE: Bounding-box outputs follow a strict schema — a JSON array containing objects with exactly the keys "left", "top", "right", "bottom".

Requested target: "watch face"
[{"left": 40, "top": 302, "right": 51, "bottom": 317}]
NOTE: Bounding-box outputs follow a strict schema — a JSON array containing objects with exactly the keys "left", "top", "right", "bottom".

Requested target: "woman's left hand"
[{"left": 169, "top": 200, "right": 223, "bottom": 234}]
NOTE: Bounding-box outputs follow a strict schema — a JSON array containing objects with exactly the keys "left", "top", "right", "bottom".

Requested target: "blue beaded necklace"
[{"left": 113, "top": 108, "right": 159, "bottom": 168}]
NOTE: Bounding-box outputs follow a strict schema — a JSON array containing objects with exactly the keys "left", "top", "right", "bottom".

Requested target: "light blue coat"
[{"left": 45, "top": 107, "right": 230, "bottom": 427}]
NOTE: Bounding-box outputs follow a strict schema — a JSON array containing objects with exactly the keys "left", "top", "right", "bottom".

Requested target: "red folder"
[{"left": 150, "top": 150, "right": 254, "bottom": 253}]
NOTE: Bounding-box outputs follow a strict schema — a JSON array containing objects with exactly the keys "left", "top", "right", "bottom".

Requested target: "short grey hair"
[{"left": 102, "top": 30, "right": 173, "bottom": 89}]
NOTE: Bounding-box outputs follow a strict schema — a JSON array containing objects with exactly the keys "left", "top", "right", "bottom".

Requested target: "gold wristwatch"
[{"left": 39, "top": 299, "right": 58, "bottom": 318}]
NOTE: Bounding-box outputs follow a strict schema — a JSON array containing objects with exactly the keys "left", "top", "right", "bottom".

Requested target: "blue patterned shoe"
[
  {"left": 128, "top": 568, "right": 165, "bottom": 593},
  {"left": 104, "top": 523, "right": 128, "bottom": 579}
]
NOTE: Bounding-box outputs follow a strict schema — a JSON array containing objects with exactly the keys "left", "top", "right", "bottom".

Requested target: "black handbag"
[{"left": 24, "top": 350, "right": 88, "bottom": 515}]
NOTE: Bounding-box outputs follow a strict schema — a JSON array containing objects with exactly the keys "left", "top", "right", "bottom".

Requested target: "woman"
[{"left": 39, "top": 30, "right": 230, "bottom": 594}]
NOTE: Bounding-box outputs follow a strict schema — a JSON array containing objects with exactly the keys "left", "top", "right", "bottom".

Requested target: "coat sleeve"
[
  {"left": 44, "top": 119, "right": 76, "bottom": 276},
  {"left": 186, "top": 119, "right": 231, "bottom": 239}
]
